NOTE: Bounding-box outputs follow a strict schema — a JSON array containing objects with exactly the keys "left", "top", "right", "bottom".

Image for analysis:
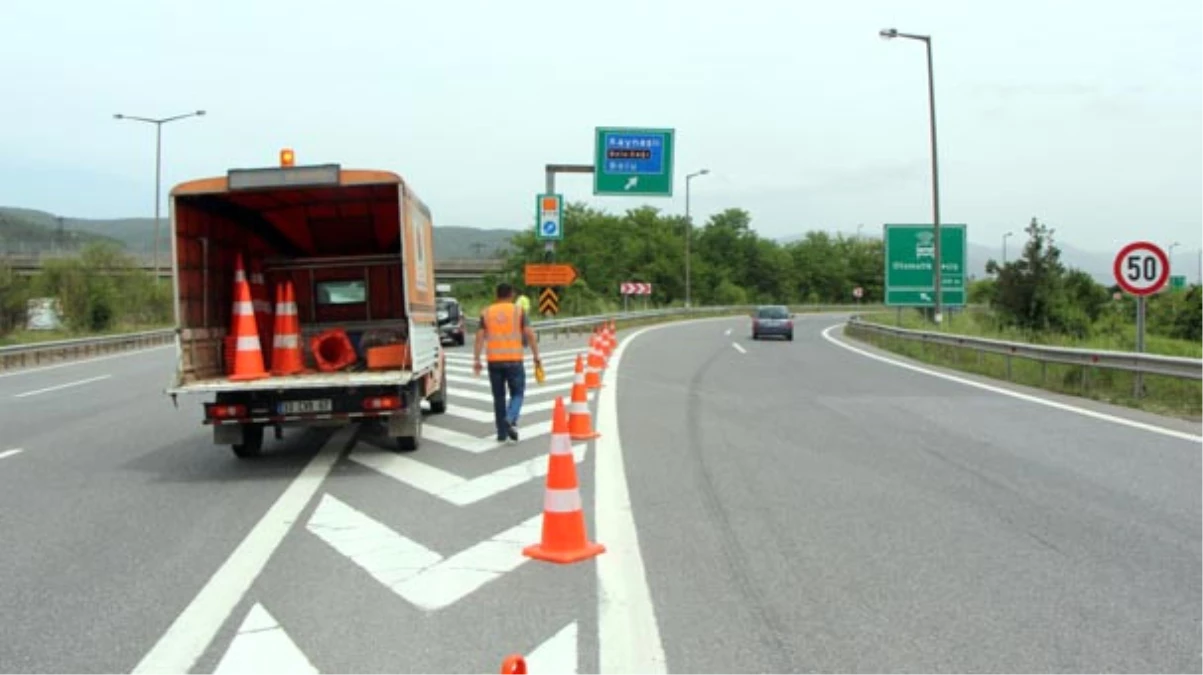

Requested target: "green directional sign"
[
  {"left": 884, "top": 224, "right": 968, "bottom": 307},
  {"left": 1170, "top": 275, "right": 1187, "bottom": 291},
  {"left": 593, "top": 127, "right": 675, "bottom": 196}
]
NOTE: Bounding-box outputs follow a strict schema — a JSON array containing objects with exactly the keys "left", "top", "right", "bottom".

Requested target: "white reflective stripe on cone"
[
  {"left": 233, "top": 301, "right": 255, "bottom": 315},
  {"left": 234, "top": 271, "right": 247, "bottom": 282},
  {"left": 574, "top": 373, "right": 586, "bottom": 384},
  {"left": 274, "top": 334, "right": 300, "bottom": 348},
  {"left": 544, "top": 488, "right": 582, "bottom": 513},
  {"left": 277, "top": 303, "right": 298, "bottom": 316},
  {"left": 236, "top": 336, "right": 262, "bottom": 350},
  {"left": 549, "top": 434, "right": 573, "bottom": 456},
  {"left": 569, "top": 401, "right": 590, "bottom": 414}
]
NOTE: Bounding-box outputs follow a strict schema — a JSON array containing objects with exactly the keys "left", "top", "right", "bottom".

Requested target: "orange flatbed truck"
[{"left": 165, "top": 156, "right": 447, "bottom": 457}]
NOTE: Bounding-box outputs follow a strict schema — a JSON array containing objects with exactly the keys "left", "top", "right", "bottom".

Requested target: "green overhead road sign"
[
  {"left": 593, "top": 127, "right": 675, "bottom": 196},
  {"left": 884, "top": 224, "right": 968, "bottom": 307},
  {"left": 1170, "top": 275, "right": 1187, "bottom": 291}
]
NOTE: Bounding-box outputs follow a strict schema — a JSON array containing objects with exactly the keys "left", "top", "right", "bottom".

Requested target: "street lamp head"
[
  {"left": 113, "top": 113, "right": 124, "bottom": 119},
  {"left": 699, "top": 169, "right": 710, "bottom": 175},
  {"left": 879, "top": 28, "right": 898, "bottom": 39},
  {"left": 196, "top": 110, "right": 206, "bottom": 116}
]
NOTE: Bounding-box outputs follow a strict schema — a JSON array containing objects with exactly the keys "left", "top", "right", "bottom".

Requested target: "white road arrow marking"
[
  {"left": 527, "top": 621, "right": 578, "bottom": 674},
  {"left": 306, "top": 494, "right": 541, "bottom": 611},
  {"left": 349, "top": 443, "right": 587, "bottom": 505},
  {"left": 212, "top": 603, "right": 317, "bottom": 675}
]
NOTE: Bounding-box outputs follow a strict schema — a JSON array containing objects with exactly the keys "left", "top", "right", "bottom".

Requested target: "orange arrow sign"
[{"left": 524, "top": 263, "right": 578, "bottom": 287}]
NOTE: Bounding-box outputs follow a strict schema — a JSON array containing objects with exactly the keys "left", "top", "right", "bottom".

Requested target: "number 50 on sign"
[{"left": 1113, "top": 241, "right": 1170, "bottom": 296}]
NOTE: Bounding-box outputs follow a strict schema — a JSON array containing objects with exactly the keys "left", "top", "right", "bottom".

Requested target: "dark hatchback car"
[
  {"left": 437, "top": 297, "right": 466, "bottom": 346},
  {"left": 751, "top": 305, "right": 793, "bottom": 341}
]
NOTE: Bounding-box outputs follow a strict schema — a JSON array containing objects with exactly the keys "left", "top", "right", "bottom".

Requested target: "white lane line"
[
  {"left": 596, "top": 321, "right": 671, "bottom": 675},
  {"left": 349, "top": 443, "right": 588, "bottom": 505},
  {"left": 0, "top": 344, "right": 172, "bottom": 380},
  {"left": 305, "top": 494, "right": 542, "bottom": 611},
  {"left": 212, "top": 603, "right": 317, "bottom": 675},
  {"left": 131, "top": 427, "right": 352, "bottom": 675},
  {"left": 13, "top": 374, "right": 112, "bottom": 398},
  {"left": 724, "top": 328, "right": 732, "bottom": 336},
  {"left": 446, "top": 366, "right": 578, "bottom": 386},
  {"left": 0, "top": 449, "right": 24, "bottom": 461},
  {"left": 731, "top": 342, "right": 747, "bottom": 354},
  {"left": 436, "top": 397, "right": 562, "bottom": 424},
  {"left": 528, "top": 621, "right": 579, "bottom": 674},
  {"left": 448, "top": 383, "right": 575, "bottom": 405},
  {"left": 822, "top": 324, "right": 1203, "bottom": 444},
  {"left": 424, "top": 419, "right": 554, "bottom": 453}
]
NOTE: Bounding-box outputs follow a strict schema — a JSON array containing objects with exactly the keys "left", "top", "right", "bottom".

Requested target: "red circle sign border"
[{"left": 1113, "top": 241, "right": 1169, "bottom": 296}]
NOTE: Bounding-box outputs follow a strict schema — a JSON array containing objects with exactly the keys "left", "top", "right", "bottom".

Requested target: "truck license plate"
[{"left": 280, "top": 399, "right": 333, "bottom": 414}]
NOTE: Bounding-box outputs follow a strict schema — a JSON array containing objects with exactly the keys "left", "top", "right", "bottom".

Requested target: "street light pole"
[
  {"left": 114, "top": 110, "right": 206, "bottom": 280},
  {"left": 880, "top": 28, "right": 943, "bottom": 323},
  {"left": 684, "top": 169, "right": 709, "bottom": 308},
  {"left": 1168, "top": 241, "right": 1180, "bottom": 276},
  {"left": 1002, "top": 231, "right": 1013, "bottom": 265}
]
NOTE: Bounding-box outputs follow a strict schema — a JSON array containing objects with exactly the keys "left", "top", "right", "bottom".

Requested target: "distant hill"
[{"left": 0, "top": 206, "right": 521, "bottom": 261}]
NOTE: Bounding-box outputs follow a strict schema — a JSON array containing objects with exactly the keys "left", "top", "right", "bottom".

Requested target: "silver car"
[{"left": 751, "top": 305, "right": 793, "bottom": 341}]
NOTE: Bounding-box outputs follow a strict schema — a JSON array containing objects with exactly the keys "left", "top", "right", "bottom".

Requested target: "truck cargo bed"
[{"left": 168, "top": 369, "right": 414, "bottom": 395}]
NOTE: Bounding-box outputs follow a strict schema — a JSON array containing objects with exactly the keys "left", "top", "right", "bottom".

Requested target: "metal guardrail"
[
  {"left": 0, "top": 304, "right": 872, "bottom": 373},
  {"left": 0, "top": 329, "right": 175, "bottom": 372},
  {"left": 845, "top": 317, "right": 1203, "bottom": 382}
]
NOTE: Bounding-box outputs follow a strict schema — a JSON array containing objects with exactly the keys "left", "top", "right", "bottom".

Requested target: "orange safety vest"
[{"left": 484, "top": 302, "right": 525, "bottom": 362}]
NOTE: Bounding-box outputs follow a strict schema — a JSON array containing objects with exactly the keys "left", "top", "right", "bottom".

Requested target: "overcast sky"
[{"left": 1, "top": 0, "right": 1199, "bottom": 258}]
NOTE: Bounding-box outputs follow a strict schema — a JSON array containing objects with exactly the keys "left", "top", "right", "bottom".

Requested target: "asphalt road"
[
  {"left": 617, "top": 315, "right": 1201, "bottom": 673},
  {"left": 0, "top": 316, "right": 1198, "bottom": 673}
]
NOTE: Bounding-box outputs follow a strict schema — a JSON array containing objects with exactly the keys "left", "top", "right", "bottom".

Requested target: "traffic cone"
[
  {"left": 584, "top": 335, "right": 605, "bottom": 390},
  {"left": 523, "top": 397, "right": 605, "bottom": 564},
  {"left": 228, "top": 256, "right": 269, "bottom": 381},
  {"left": 271, "top": 281, "right": 306, "bottom": 376},
  {"left": 248, "top": 258, "right": 273, "bottom": 354},
  {"left": 501, "top": 655, "right": 527, "bottom": 674},
  {"left": 606, "top": 320, "right": 618, "bottom": 351},
  {"left": 568, "top": 355, "right": 599, "bottom": 441}
]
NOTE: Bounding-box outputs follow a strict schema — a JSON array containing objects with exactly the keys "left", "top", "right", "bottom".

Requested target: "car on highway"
[
  {"left": 437, "top": 296, "right": 466, "bottom": 346},
  {"left": 751, "top": 304, "right": 793, "bottom": 341}
]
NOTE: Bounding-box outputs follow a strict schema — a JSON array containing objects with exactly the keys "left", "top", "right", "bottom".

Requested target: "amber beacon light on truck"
[{"left": 225, "top": 148, "right": 342, "bottom": 191}]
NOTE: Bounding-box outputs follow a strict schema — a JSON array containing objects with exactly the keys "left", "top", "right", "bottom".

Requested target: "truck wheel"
[
  {"left": 428, "top": 375, "right": 448, "bottom": 415},
  {"left": 396, "top": 403, "right": 421, "bottom": 452},
  {"left": 232, "top": 424, "right": 264, "bottom": 458}
]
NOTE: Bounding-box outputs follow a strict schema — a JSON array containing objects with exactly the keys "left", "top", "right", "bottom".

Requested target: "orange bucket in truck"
[{"left": 310, "top": 328, "right": 357, "bottom": 372}]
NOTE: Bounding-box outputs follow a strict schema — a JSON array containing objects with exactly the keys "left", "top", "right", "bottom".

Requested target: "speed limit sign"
[{"left": 1113, "top": 241, "right": 1169, "bottom": 296}]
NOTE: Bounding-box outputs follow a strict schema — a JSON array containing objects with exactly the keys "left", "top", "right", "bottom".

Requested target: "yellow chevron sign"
[{"left": 538, "top": 288, "right": 559, "bottom": 316}]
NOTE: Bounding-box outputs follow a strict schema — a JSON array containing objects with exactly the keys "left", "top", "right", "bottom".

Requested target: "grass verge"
[{"left": 0, "top": 323, "right": 173, "bottom": 348}]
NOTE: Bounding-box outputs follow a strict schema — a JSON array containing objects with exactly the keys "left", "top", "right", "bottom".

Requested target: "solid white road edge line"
[
  {"left": 0, "top": 449, "right": 24, "bottom": 460},
  {"left": 821, "top": 324, "right": 1203, "bottom": 444},
  {"left": 597, "top": 319, "right": 747, "bottom": 673},
  {"left": 731, "top": 342, "right": 747, "bottom": 354},
  {"left": 212, "top": 603, "right": 317, "bottom": 675},
  {"left": 0, "top": 344, "right": 172, "bottom": 380},
  {"left": 13, "top": 374, "right": 112, "bottom": 398},
  {"left": 131, "top": 427, "right": 353, "bottom": 675}
]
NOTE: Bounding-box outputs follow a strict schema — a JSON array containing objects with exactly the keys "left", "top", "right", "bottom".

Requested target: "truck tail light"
[
  {"left": 206, "top": 404, "right": 247, "bottom": 420},
  {"left": 363, "top": 396, "right": 401, "bottom": 411}
]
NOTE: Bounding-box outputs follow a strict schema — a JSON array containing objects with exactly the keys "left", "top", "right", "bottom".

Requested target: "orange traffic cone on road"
[
  {"left": 228, "top": 255, "right": 269, "bottom": 381},
  {"left": 271, "top": 281, "right": 306, "bottom": 376},
  {"left": 248, "top": 258, "right": 273, "bottom": 353},
  {"left": 584, "top": 334, "right": 606, "bottom": 390},
  {"left": 606, "top": 319, "right": 618, "bottom": 351},
  {"left": 568, "top": 354, "right": 599, "bottom": 441},
  {"left": 523, "top": 397, "right": 605, "bottom": 564},
  {"left": 500, "top": 655, "right": 527, "bottom": 674}
]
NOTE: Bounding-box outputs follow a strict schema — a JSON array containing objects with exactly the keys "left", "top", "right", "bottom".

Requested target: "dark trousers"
[{"left": 487, "top": 361, "right": 525, "bottom": 440}]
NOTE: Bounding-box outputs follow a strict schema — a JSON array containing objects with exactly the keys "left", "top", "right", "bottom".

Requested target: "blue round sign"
[{"left": 542, "top": 221, "right": 558, "bottom": 234}]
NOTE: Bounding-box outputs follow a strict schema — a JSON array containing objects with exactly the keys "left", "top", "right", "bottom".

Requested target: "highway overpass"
[{"left": 0, "top": 253, "right": 507, "bottom": 283}]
